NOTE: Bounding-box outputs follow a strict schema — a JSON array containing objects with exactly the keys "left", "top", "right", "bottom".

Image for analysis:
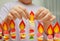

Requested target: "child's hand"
[
  {"left": 35, "top": 7, "right": 56, "bottom": 24},
  {"left": 4, "top": 5, "right": 29, "bottom": 23},
  {"left": 35, "top": 7, "right": 56, "bottom": 33},
  {"left": 8, "top": 5, "right": 29, "bottom": 20}
]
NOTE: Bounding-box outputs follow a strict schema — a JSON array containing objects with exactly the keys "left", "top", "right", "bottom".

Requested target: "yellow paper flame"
[
  {"left": 19, "top": 20, "right": 25, "bottom": 30},
  {"left": 54, "top": 22, "right": 60, "bottom": 33},
  {"left": 47, "top": 25, "right": 53, "bottom": 35},
  {"left": 3, "top": 22, "right": 8, "bottom": 31},
  {"left": 38, "top": 23, "right": 44, "bottom": 34},
  {"left": 10, "top": 20, "right": 15, "bottom": 29},
  {"left": 29, "top": 11, "right": 34, "bottom": 22}
]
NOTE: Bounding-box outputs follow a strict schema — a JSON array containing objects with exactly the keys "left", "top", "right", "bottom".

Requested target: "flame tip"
[
  {"left": 0, "top": 23, "right": 2, "bottom": 28},
  {"left": 30, "top": 11, "right": 34, "bottom": 15},
  {"left": 21, "top": 20, "right": 24, "bottom": 22},
  {"left": 10, "top": 20, "right": 15, "bottom": 25},
  {"left": 38, "top": 23, "right": 43, "bottom": 28},
  {"left": 3, "top": 22, "right": 7, "bottom": 26},
  {"left": 10, "top": 20, "right": 15, "bottom": 23},
  {"left": 19, "top": 20, "right": 25, "bottom": 26},
  {"left": 56, "top": 22, "right": 59, "bottom": 25},
  {"left": 48, "top": 24, "right": 52, "bottom": 28}
]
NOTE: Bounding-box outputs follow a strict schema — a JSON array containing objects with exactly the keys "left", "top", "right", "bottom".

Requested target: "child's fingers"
[
  {"left": 17, "top": 5, "right": 26, "bottom": 11},
  {"left": 35, "top": 7, "right": 46, "bottom": 19},
  {"left": 23, "top": 9, "right": 29, "bottom": 19},
  {"left": 37, "top": 9, "right": 49, "bottom": 19},
  {"left": 43, "top": 15, "right": 56, "bottom": 23},
  {"left": 8, "top": 13, "right": 14, "bottom": 20},
  {"left": 18, "top": 6, "right": 29, "bottom": 19},
  {"left": 21, "top": 10, "right": 28, "bottom": 19},
  {"left": 4, "top": 13, "right": 13, "bottom": 23},
  {"left": 10, "top": 9, "right": 22, "bottom": 19},
  {"left": 49, "top": 15, "right": 56, "bottom": 22},
  {"left": 13, "top": 5, "right": 29, "bottom": 19},
  {"left": 13, "top": 7, "right": 24, "bottom": 19},
  {"left": 42, "top": 13, "right": 52, "bottom": 23},
  {"left": 10, "top": 9, "right": 17, "bottom": 19}
]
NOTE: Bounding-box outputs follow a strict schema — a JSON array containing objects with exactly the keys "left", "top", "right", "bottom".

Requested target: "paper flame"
[
  {"left": 29, "top": 11, "right": 34, "bottom": 21},
  {"left": 47, "top": 25, "right": 53, "bottom": 35},
  {"left": 38, "top": 23, "right": 44, "bottom": 34},
  {"left": 3, "top": 22, "right": 8, "bottom": 31},
  {"left": 19, "top": 20, "right": 25, "bottom": 30},
  {"left": 54, "top": 22, "right": 60, "bottom": 33},
  {"left": 0, "top": 23, "right": 2, "bottom": 33},
  {"left": 0, "top": 24, "right": 2, "bottom": 28},
  {"left": 10, "top": 20, "right": 15, "bottom": 29}
]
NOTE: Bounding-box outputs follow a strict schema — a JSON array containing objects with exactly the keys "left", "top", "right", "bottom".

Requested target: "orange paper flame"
[
  {"left": 29, "top": 11, "right": 34, "bottom": 21},
  {"left": 0, "top": 24, "right": 2, "bottom": 29},
  {"left": 19, "top": 20, "right": 25, "bottom": 30},
  {"left": 47, "top": 24, "right": 53, "bottom": 35},
  {"left": 38, "top": 23, "right": 44, "bottom": 34},
  {"left": 0, "top": 24, "right": 2, "bottom": 32},
  {"left": 10, "top": 20, "right": 15, "bottom": 29},
  {"left": 54, "top": 22, "right": 60, "bottom": 33},
  {"left": 3, "top": 22, "right": 8, "bottom": 31}
]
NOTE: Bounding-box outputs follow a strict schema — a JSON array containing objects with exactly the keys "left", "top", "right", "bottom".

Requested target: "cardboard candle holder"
[
  {"left": 47, "top": 25, "right": 53, "bottom": 41},
  {"left": 2, "top": 22, "right": 9, "bottom": 41},
  {"left": 19, "top": 20, "right": 26, "bottom": 40},
  {"left": 3, "top": 31, "right": 9, "bottom": 41},
  {"left": 47, "top": 35, "right": 53, "bottom": 41},
  {"left": 37, "top": 23, "right": 44, "bottom": 41},
  {"left": 29, "top": 11, "right": 35, "bottom": 40},
  {"left": 54, "top": 34, "right": 60, "bottom": 41},
  {"left": 54, "top": 22, "right": 60, "bottom": 41},
  {"left": 9, "top": 20, "right": 16, "bottom": 40}
]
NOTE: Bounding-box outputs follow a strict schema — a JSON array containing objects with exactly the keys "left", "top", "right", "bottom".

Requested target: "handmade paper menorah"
[{"left": 0, "top": 11, "right": 60, "bottom": 41}]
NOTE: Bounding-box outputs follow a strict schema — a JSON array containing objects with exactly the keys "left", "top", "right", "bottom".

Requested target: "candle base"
[
  {"left": 47, "top": 40, "right": 53, "bottom": 41},
  {"left": 29, "top": 36, "right": 34, "bottom": 40},
  {"left": 54, "top": 39, "right": 60, "bottom": 41},
  {"left": 20, "top": 34, "right": 26, "bottom": 39},
  {"left": 11, "top": 38, "right": 16, "bottom": 41},
  {"left": 37, "top": 39, "right": 43, "bottom": 41},
  {"left": 37, "top": 36, "right": 43, "bottom": 41},
  {"left": 54, "top": 34, "right": 60, "bottom": 41},
  {"left": 54, "top": 37, "right": 60, "bottom": 41},
  {"left": 47, "top": 35, "right": 53, "bottom": 41},
  {"left": 3, "top": 40, "right": 9, "bottom": 41}
]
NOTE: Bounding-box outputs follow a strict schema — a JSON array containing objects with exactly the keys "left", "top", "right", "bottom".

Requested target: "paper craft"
[
  {"left": 3, "top": 22, "right": 9, "bottom": 41},
  {"left": 54, "top": 22, "right": 60, "bottom": 41},
  {"left": 37, "top": 23, "right": 44, "bottom": 41},
  {"left": 29, "top": 11, "right": 35, "bottom": 40},
  {"left": 19, "top": 20, "right": 26, "bottom": 39},
  {"left": 47, "top": 25, "right": 53, "bottom": 41},
  {"left": 10, "top": 20, "right": 16, "bottom": 40}
]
